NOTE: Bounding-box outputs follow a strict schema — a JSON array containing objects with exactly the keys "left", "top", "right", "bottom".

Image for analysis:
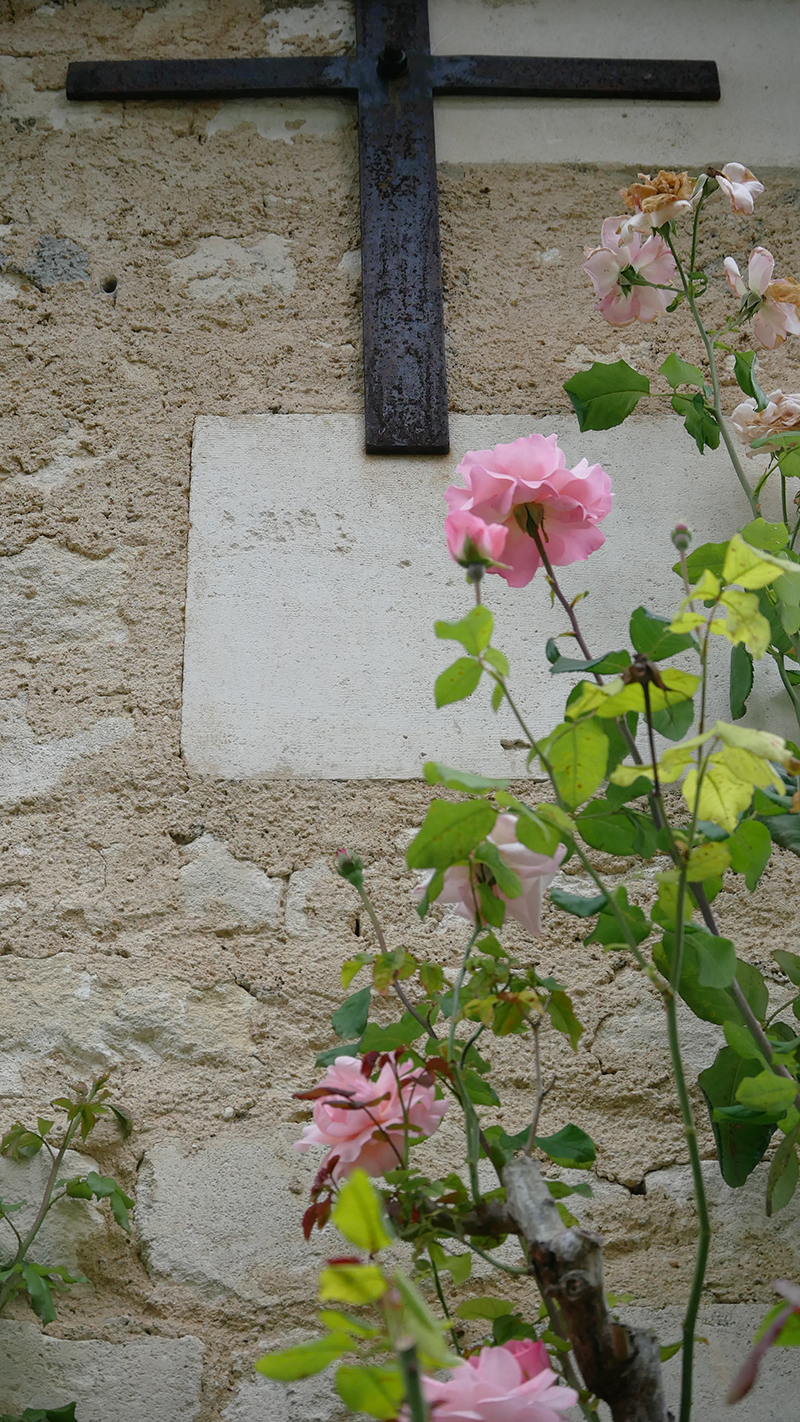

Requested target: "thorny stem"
[
  {"left": 666, "top": 235, "right": 758, "bottom": 517},
  {"left": 355, "top": 882, "right": 440, "bottom": 1039},
  {"left": 530, "top": 526, "right": 598, "bottom": 674}
]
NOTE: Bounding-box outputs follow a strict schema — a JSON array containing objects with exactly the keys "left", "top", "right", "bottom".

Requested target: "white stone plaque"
[{"left": 182, "top": 414, "right": 789, "bottom": 780}]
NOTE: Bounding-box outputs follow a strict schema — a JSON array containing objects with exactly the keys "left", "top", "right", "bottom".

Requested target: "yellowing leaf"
[
  {"left": 690, "top": 569, "right": 722, "bottom": 601},
  {"left": 670, "top": 609, "right": 707, "bottom": 634},
  {"left": 723, "top": 534, "right": 800, "bottom": 589},
  {"left": 714, "top": 721, "right": 795, "bottom": 767},
  {"left": 716, "top": 589, "right": 771, "bottom": 658},
  {"left": 319, "top": 1264, "right": 387, "bottom": 1305},
  {"left": 716, "top": 744, "right": 784, "bottom": 793},
  {"left": 610, "top": 762, "right": 656, "bottom": 786},
  {"left": 567, "top": 668, "right": 699, "bottom": 721},
  {"left": 687, "top": 841, "right": 731, "bottom": 880},
  {"left": 333, "top": 1170, "right": 392, "bottom": 1254},
  {"left": 682, "top": 762, "right": 754, "bottom": 833}
]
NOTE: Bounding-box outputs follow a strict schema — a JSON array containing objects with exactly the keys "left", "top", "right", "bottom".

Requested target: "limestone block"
[
  {"left": 0, "top": 540, "right": 128, "bottom": 650},
  {"left": 224, "top": 1370, "right": 348, "bottom": 1422},
  {"left": 428, "top": 0, "right": 800, "bottom": 167},
  {"left": 0, "top": 698, "right": 132, "bottom": 806},
  {"left": 182, "top": 414, "right": 791, "bottom": 780},
  {"left": 616, "top": 1304, "right": 798, "bottom": 1421},
  {"left": 179, "top": 834, "right": 282, "bottom": 932},
  {"left": 135, "top": 1134, "right": 327, "bottom": 1305},
  {"left": 0, "top": 1320, "right": 203, "bottom": 1422},
  {"left": 170, "top": 236, "right": 296, "bottom": 301},
  {"left": 592, "top": 979, "right": 725, "bottom": 1082},
  {"left": 0, "top": 954, "right": 256, "bottom": 1090},
  {"left": 646, "top": 1160, "right": 800, "bottom": 1274},
  {"left": 0, "top": 58, "right": 121, "bottom": 134},
  {"left": 284, "top": 857, "right": 336, "bottom": 938},
  {"left": 0, "top": 1149, "right": 103, "bottom": 1276}
]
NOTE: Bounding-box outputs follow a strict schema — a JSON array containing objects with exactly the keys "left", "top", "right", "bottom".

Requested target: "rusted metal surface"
[{"left": 67, "top": 0, "right": 720, "bottom": 455}]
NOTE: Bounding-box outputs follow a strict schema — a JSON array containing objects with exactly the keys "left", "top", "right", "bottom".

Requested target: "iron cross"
[{"left": 67, "top": 0, "right": 719, "bottom": 455}]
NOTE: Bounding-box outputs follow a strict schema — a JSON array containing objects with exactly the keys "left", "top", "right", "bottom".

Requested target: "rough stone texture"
[
  {"left": 26, "top": 234, "right": 89, "bottom": 285},
  {"left": 0, "top": 1, "right": 798, "bottom": 1418},
  {"left": 0, "top": 1320, "right": 203, "bottom": 1422},
  {"left": 0, "top": 696, "right": 132, "bottom": 805},
  {"left": 179, "top": 834, "right": 283, "bottom": 932},
  {"left": 135, "top": 1133, "right": 331, "bottom": 1308},
  {"left": 0, "top": 1148, "right": 103, "bottom": 1276},
  {"left": 224, "top": 1370, "right": 348, "bottom": 1422}
]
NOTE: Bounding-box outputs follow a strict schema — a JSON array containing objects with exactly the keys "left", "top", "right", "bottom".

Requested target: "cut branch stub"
[{"left": 504, "top": 1156, "right": 669, "bottom": 1422}]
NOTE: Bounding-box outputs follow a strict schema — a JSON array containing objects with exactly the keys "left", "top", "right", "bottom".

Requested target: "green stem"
[
  {"left": 0, "top": 1122, "right": 78, "bottom": 1313},
  {"left": 772, "top": 651, "right": 800, "bottom": 733},
  {"left": 667, "top": 235, "right": 758, "bottom": 518},
  {"left": 397, "top": 1343, "right": 431, "bottom": 1422},
  {"left": 790, "top": 511, "right": 800, "bottom": 550},
  {"left": 782, "top": 473, "right": 790, "bottom": 529},
  {"left": 428, "top": 1249, "right": 461, "bottom": 1354}
]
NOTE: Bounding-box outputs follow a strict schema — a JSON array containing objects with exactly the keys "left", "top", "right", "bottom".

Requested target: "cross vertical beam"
[{"left": 66, "top": 0, "right": 720, "bottom": 455}]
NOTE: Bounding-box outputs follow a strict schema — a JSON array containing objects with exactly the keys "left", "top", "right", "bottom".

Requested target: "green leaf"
[
  {"left": 728, "top": 819, "right": 772, "bottom": 891},
  {"left": 577, "top": 802, "right": 658, "bottom": 859},
  {"left": 406, "top": 799, "right": 497, "bottom": 872},
  {"left": 673, "top": 540, "right": 728, "bottom": 585},
  {"left": 36, "top": 1119, "right": 54, "bottom": 1139},
  {"left": 419, "top": 962, "right": 444, "bottom": 994},
  {"left": 474, "top": 839, "right": 522, "bottom": 899},
  {"left": 477, "top": 882, "right": 505, "bottom": 927},
  {"left": 492, "top": 1312, "right": 539, "bottom": 1346},
  {"left": 659, "top": 1341, "right": 683, "bottom": 1364},
  {"left": 686, "top": 841, "right": 731, "bottom": 881},
  {"left": 729, "top": 642, "right": 754, "bottom": 720},
  {"left": 535, "top": 1123, "right": 596, "bottom": 1169},
  {"left": 605, "top": 774, "right": 654, "bottom": 808},
  {"left": 491, "top": 681, "right": 504, "bottom": 712},
  {"left": 767, "top": 1123, "right": 800, "bottom": 1215},
  {"left": 495, "top": 797, "right": 562, "bottom": 856},
  {"left": 655, "top": 929, "right": 768, "bottom": 1026},
  {"left": 335, "top": 1365, "right": 404, "bottom": 1421},
  {"left": 462, "top": 1068, "right": 500, "bottom": 1106},
  {"left": 424, "top": 763, "right": 509, "bottom": 793},
  {"left": 549, "top": 887, "right": 607, "bottom": 918},
  {"left": 546, "top": 988, "right": 583, "bottom": 1049},
  {"left": 651, "top": 697, "right": 695, "bottom": 741},
  {"left": 333, "top": 1170, "right": 392, "bottom": 1253},
  {"left": 660, "top": 352, "right": 706, "bottom": 389},
  {"left": 543, "top": 718, "right": 608, "bottom": 809},
  {"left": 359, "top": 1014, "right": 426, "bottom": 1052},
  {"left": 318, "top": 1263, "right": 387, "bottom": 1305},
  {"left": 435, "top": 607, "right": 493, "bottom": 656},
  {"left": 563, "top": 359, "right": 650, "bottom": 431},
  {"left": 742, "top": 518, "right": 789, "bottom": 553},
  {"left": 758, "top": 811, "right": 800, "bottom": 857},
  {"left": 733, "top": 351, "right": 768, "bottom": 409},
  {"left": 775, "top": 949, "right": 800, "bottom": 987},
  {"left": 315, "top": 1041, "right": 362, "bottom": 1069},
  {"left": 699, "top": 1047, "right": 775, "bottom": 1187},
  {"left": 434, "top": 657, "right": 482, "bottom": 708},
  {"left": 546, "top": 640, "right": 631, "bottom": 676},
  {"left": 257, "top": 1334, "right": 351, "bottom": 1381},
  {"left": 454, "top": 1296, "right": 513, "bottom": 1321},
  {"left": 21, "top": 1265, "right": 56, "bottom": 1325},
  {"left": 736, "top": 1071, "right": 798, "bottom": 1115},
  {"left": 483, "top": 646, "right": 509, "bottom": 677},
  {"left": 65, "top": 1178, "right": 93, "bottom": 1200},
  {"left": 331, "top": 988, "right": 371, "bottom": 1041},
  {"left": 584, "top": 886, "right": 650, "bottom": 951},
  {"left": 629, "top": 605, "right": 696, "bottom": 660},
  {"left": 694, "top": 929, "right": 737, "bottom": 989},
  {"left": 671, "top": 392, "right": 721, "bottom": 453}
]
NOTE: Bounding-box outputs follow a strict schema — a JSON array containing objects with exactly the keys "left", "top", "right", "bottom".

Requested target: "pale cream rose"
[{"left": 731, "top": 389, "right": 800, "bottom": 454}]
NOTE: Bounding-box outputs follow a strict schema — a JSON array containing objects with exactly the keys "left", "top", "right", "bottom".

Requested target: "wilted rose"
[
  {"left": 724, "top": 247, "right": 800, "bottom": 349},
  {"left": 732, "top": 389, "right": 800, "bottom": 454}
]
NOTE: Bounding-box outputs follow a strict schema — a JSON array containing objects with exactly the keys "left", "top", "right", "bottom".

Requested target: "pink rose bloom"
[
  {"left": 724, "top": 247, "right": 800, "bottom": 349},
  {"left": 583, "top": 216, "right": 676, "bottom": 325},
  {"left": 418, "top": 813, "right": 567, "bottom": 937},
  {"left": 716, "top": 162, "right": 764, "bottom": 214},
  {"left": 294, "top": 1053, "right": 446, "bottom": 1180},
  {"left": 411, "top": 1340, "right": 578, "bottom": 1422},
  {"left": 444, "top": 433, "right": 612, "bottom": 588},
  {"left": 446, "top": 508, "right": 508, "bottom": 568}
]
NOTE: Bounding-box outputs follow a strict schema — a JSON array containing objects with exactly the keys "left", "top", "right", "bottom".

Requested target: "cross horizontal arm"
[
  {"left": 66, "top": 56, "right": 355, "bottom": 102},
  {"left": 427, "top": 55, "right": 720, "bottom": 101}
]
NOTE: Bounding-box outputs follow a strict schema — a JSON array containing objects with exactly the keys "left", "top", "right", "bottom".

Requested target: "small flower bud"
[
  {"left": 671, "top": 522, "right": 692, "bottom": 552},
  {"left": 335, "top": 850, "right": 364, "bottom": 889}
]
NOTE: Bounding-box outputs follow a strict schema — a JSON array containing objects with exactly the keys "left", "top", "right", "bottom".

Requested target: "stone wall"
[{"left": 1, "top": 1, "right": 800, "bottom": 1419}]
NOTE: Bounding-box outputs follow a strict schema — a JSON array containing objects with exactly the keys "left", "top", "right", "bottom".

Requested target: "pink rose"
[
  {"left": 716, "top": 162, "right": 764, "bottom": 215},
  {"left": 446, "top": 508, "right": 508, "bottom": 568},
  {"left": 294, "top": 1053, "right": 446, "bottom": 1180},
  {"left": 582, "top": 216, "right": 677, "bottom": 325},
  {"left": 417, "top": 813, "right": 567, "bottom": 937},
  {"left": 724, "top": 247, "right": 800, "bottom": 350},
  {"left": 410, "top": 1340, "right": 578, "bottom": 1422},
  {"left": 444, "top": 433, "right": 612, "bottom": 588}
]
